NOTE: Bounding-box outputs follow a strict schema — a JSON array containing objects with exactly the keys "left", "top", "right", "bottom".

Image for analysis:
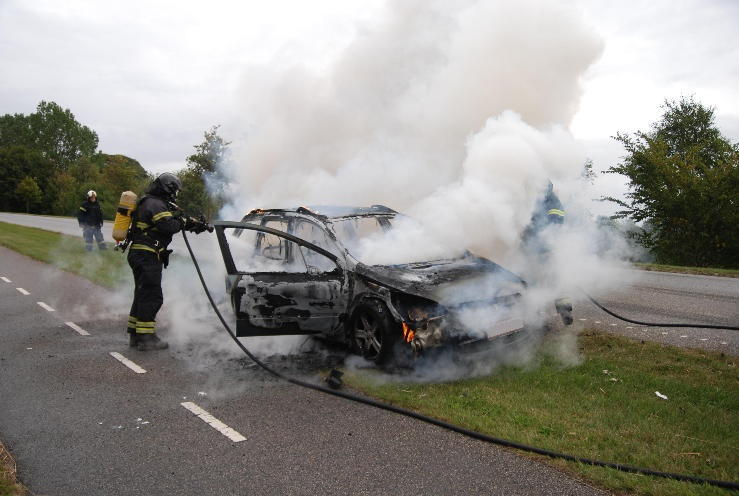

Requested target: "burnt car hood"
[{"left": 355, "top": 254, "right": 526, "bottom": 306}]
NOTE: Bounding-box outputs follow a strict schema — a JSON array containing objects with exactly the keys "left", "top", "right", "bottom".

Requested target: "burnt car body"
[{"left": 214, "top": 205, "right": 536, "bottom": 364}]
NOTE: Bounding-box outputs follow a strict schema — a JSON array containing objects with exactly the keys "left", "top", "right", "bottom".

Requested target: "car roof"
[{"left": 243, "top": 204, "right": 397, "bottom": 220}]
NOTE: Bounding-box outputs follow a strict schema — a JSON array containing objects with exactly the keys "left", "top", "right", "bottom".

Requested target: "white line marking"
[
  {"left": 626, "top": 327, "right": 634, "bottom": 329},
  {"left": 1, "top": 277, "right": 11, "bottom": 283},
  {"left": 65, "top": 322, "right": 90, "bottom": 336},
  {"left": 594, "top": 321, "right": 601, "bottom": 324},
  {"left": 578, "top": 318, "right": 587, "bottom": 321},
  {"left": 680, "top": 335, "right": 688, "bottom": 338},
  {"left": 610, "top": 324, "right": 618, "bottom": 327},
  {"left": 700, "top": 338, "right": 708, "bottom": 341},
  {"left": 721, "top": 342, "right": 728, "bottom": 345},
  {"left": 37, "top": 301, "right": 55, "bottom": 312},
  {"left": 109, "top": 352, "right": 147, "bottom": 374},
  {"left": 16, "top": 287, "right": 29, "bottom": 295},
  {"left": 180, "top": 402, "right": 246, "bottom": 443}
]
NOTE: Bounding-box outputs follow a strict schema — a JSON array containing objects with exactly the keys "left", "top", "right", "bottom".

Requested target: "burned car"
[{"left": 214, "top": 205, "right": 539, "bottom": 365}]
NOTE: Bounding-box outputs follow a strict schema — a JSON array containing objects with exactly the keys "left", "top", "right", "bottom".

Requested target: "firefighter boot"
[
  {"left": 128, "top": 329, "right": 138, "bottom": 347},
  {"left": 137, "top": 333, "right": 169, "bottom": 351}
]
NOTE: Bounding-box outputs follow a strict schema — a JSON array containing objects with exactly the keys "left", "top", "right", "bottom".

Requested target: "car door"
[{"left": 215, "top": 220, "right": 347, "bottom": 337}]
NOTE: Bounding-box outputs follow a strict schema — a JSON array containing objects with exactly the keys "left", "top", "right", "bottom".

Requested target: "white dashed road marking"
[
  {"left": 37, "top": 302, "right": 55, "bottom": 312},
  {"left": 594, "top": 321, "right": 601, "bottom": 324},
  {"left": 610, "top": 324, "right": 618, "bottom": 327},
  {"left": 65, "top": 322, "right": 90, "bottom": 336},
  {"left": 1, "top": 277, "right": 11, "bottom": 283},
  {"left": 181, "top": 402, "right": 246, "bottom": 443},
  {"left": 109, "top": 352, "right": 147, "bottom": 374},
  {"left": 16, "top": 288, "right": 29, "bottom": 295},
  {"left": 578, "top": 318, "right": 587, "bottom": 322}
]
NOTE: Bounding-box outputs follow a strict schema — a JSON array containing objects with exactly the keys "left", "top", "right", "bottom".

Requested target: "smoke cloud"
[{"left": 143, "top": 0, "right": 633, "bottom": 380}]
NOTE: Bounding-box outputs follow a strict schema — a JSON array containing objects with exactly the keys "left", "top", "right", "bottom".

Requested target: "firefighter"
[
  {"left": 521, "top": 181, "right": 573, "bottom": 325},
  {"left": 126, "top": 172, "right": 209, "bottom": 351},
  {"left": 78, "top": 190, "right": 106, "bottom": 251}
]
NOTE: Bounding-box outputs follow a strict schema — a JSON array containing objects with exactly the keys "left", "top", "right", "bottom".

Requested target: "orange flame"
[{"left": 401, "top": 322, "right": 415, "bottom": 343}]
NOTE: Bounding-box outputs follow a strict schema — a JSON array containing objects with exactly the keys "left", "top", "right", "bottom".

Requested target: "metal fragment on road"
[{"left": 180, "top": 402, "right": 246, "bottom": 443}]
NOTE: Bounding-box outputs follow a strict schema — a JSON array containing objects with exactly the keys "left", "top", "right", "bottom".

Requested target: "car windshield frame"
[{"left": 327, "top": 214, "right": 396, "bottom": 258}]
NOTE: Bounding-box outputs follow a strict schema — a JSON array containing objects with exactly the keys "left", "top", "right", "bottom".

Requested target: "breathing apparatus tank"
[{"left": 113, "top": 191, "right": 137, "bottom": 242}]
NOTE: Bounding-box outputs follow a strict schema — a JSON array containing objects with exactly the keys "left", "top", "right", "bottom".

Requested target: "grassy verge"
[
  {"left": 635, "top": 263, "right": 739, "bottom": 278},
  {"left": 0, "top": 221, "right": 128, "bottom": 288},
  {"left": 0, "top": 442, "right": 25, "bottom": 496},
  {"left": 346, "top": 332, "right": 738, "bottom": 496}
]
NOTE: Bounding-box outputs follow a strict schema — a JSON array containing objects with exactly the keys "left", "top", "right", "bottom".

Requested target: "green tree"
[
  {"left": 180, "top": 125, "right": 231, "bottom": 219},
  {"left": 0, "top": 145, "right": 50, "bottom": 211},
  {"left": 606, "top": 97, "right": 739, "bottom": 267},
  {"left": 15, "top": 176, "right": 43, "bottom": 213},
  {"left": 49, "top": 172, "right": 80, "bottom": 216},
  {"left": 27, "top": 101, "right": 99, "bottom": 170}
]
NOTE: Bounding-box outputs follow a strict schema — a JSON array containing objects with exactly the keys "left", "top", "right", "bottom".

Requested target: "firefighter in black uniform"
[
  {"left": 126, "top": 173, "right": 209, "bottom": 351},
  {"left": 78, "top": 190, "right": 106, "bottom": 251}
]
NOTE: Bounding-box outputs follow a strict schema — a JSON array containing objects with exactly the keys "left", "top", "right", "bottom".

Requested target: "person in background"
[
  {"left": 77, "top": 190, "right": 106, "bottom": 251},
  {"left": 521, "top": 181, "right": 573, "bottom": 326}
]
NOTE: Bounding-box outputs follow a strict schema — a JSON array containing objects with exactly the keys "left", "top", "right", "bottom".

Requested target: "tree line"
[{"left": 0, "top": 101, "right": 225, "bottom": 221}]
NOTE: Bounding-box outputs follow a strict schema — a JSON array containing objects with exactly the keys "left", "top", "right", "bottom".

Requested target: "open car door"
[{"left": 214, "top": 221, "right": 347, "bottom": 337}]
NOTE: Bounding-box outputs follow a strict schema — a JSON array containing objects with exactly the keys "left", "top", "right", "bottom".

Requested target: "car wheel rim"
[{"left": 354, "top": 311, "right": 382, "bottom": 360}]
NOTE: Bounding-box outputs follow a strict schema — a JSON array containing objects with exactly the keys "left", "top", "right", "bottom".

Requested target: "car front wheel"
[{"left": 350, "top": 303, "right": 399, "bottom": 365}]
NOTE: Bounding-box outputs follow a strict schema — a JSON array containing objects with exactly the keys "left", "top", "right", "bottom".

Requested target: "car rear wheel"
[{"left": 350, "top": 303, "right": 399, "bottom": 365}]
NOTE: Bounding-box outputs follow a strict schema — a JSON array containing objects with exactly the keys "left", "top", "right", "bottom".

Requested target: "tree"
[
  {"left": 0, "top": 146, "right": 50, "bottom": 211},
  {"left": 28, "top": 101, "right": 99, "bottom": 170},
  {"left": 15, "top": 176, "right": 43, "bottom": 213},
  {"left": 186, "top": 125, "right": 230, "bottom": 174},
  {"left": 605, "top": 97, "right": 738, "bottom": 267},
  {"left": 180, "top": 125, "right": 231, "bottom": 219},
  {"left": 0, "top": 101, "right": 98, "bottom": 171}
]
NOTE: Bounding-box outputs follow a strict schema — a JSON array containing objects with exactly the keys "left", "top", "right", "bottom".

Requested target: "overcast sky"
[{"left": 1, "top": 0, "right": 737, "bottom": 212}]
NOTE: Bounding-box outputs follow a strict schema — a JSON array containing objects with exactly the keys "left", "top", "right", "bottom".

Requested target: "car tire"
[{"left": 349, "top": 302, "right": 400, "bottom": 366}]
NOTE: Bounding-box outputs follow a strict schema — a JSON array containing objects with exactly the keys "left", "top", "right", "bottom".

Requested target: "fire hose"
[{"left": 181, "top": 231, "right": 738, "bottom": 491}]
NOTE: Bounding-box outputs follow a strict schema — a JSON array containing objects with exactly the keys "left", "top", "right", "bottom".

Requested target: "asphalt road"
[
  {"left": 0, "top": 245, "right": 605, "bottom": 495},
  {"left": 574, "top": 269, "right": 738, "bottom": 356}
]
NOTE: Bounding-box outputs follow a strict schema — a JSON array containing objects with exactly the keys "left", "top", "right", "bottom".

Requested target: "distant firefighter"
[
  {"left": 521, "top": 181, "right": 572, "bottom": 325},
  {"left": 77, "top": 190, "right": 106, "bottom": 251}
]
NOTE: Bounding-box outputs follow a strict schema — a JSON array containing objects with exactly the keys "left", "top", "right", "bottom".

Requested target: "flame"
[{"left": 401, "top": 322, "right": 415, "bottom": 343}]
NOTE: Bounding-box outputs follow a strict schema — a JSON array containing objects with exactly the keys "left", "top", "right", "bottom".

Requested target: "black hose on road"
[
  {"left": 583, "top": 292, "right": 739, "bottom": 331},
  {"left": 182, "top": 232, "right": 738, "bottom": 491}
]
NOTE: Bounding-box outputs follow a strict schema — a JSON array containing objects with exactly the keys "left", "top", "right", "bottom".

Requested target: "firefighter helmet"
[
  {"left": 87, "top": 190, "right": 97, "bottom": 198},
  {"left": 148, "top": 173, "right": 182, "bottom": 200}
]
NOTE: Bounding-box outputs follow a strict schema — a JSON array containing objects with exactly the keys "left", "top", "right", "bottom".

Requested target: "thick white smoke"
[{"left": 157, "top": 0, "right": 636, "bottom": 375}]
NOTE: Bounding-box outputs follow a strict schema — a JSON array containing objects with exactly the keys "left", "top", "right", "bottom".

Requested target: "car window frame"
[{"left": 215, "top": 220, "right": 342, "bottom": 276}]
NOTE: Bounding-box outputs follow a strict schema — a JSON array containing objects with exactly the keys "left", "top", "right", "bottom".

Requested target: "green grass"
[
  {"left": 346, "top": 332, "right": 738, "bottom": 496},
  {"left": 0, "top": 442, "right": 25, "bottom": 496},
  {"left": 635, "top": 263, "right": 739, "bottom": 278},
  {"left": 0, "top": 221, "right": 128, "bottom": 288}
]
